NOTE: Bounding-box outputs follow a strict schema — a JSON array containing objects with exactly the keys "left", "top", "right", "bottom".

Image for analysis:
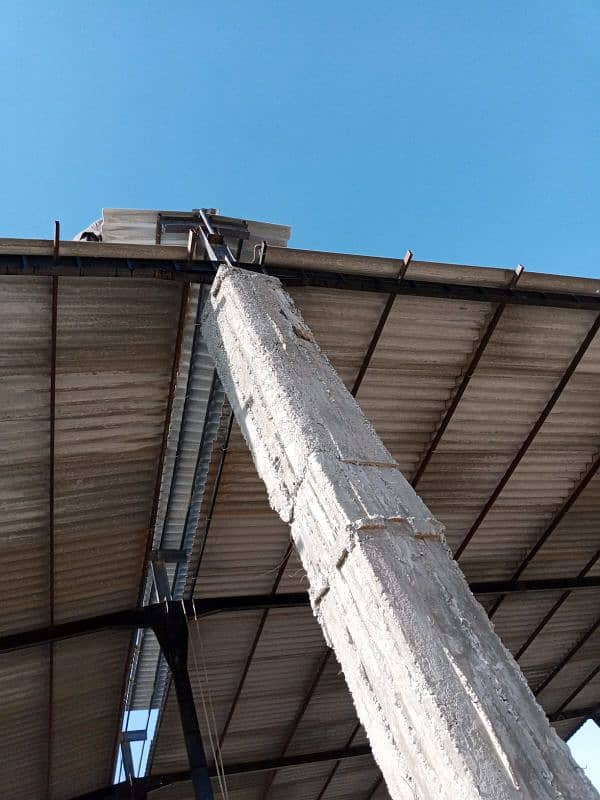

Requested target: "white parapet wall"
[{"left": 202, "top": 264, "right": 598, "bottom": 800}]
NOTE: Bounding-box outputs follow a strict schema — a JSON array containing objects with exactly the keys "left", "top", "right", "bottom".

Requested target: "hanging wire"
[
  {"left": 187, "top": 612, "right": 229, "bottom": 800},
  {"left": 195, "top": 618, "right": 229, "bottom": 797},
  {"left": 188, "top": 618, "right": 228, "bottom": 800}
]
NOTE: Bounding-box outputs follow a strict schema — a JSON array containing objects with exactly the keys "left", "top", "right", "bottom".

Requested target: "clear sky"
[
  {"left": 1, "top": 0, "right": 598, "bottom": 788},
  {"left": 1, "top": 1, "right": 600, "bottom": 277}
]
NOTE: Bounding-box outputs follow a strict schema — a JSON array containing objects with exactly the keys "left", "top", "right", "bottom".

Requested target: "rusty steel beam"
[
  {"left": 549, "top": 665, "right": 600, "bottom": 721},
  {"left": 513, "top": 550, "right": 600, "bottom": 662},
  {"left": 217, "top": 542, "right": 294, "bottom": 749},
  {"left": 351, "top": 250, "right": 412, "bottom": 397},
  {"left": 455, "top": 314, "right": 600, "bottom": 560},
  {"left": 488, "top": 454, "right": 600, "bottom": 621},
  {"left": 534, "top": 615, "right": 600, "bottom": 699},
  {"left": 67, "top": 745, "right": 372, "bottom": 800},
  {"left": 412, "top": 266, "right": 523, "bottom": 488},
  {"left": 4, "top": 252, "right": 600, "bottom": 311},
  {"left": 4, "top": 576, "right": 600, "bottom": 656}
]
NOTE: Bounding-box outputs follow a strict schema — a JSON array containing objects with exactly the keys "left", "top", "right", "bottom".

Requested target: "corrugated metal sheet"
[
  {"left": 353, "top": 292, "right": 496, "bottom": 477},
  {"left": 102, "top": 209, "right": 159, "bottom": 244},
  {"left": 489, "top": 590, "right": 568, "bottom": 656},
  {"left": 149, "top": 774, "right": 270, "bottom": 800},
  {"left": 551, "top": 718, "right": 587, "bottom": 740},
  {"left": 520, "top": 469, "right": 600, "bottom": 581},
  {"left": 129, "top": 284, "right": 202, "bottom": 711},
  {"left": 151, "top": 285, "right": 203, "bottom": 560},
  {"left": 190, "top": 424, "right": 291, "bottom": 599},
  {"left": 317, "top": 755, "right": 380, "bottom": 800},
  {"left": 519, "top": 588, "right": 600, "bottom": 690},
  {"left": 50, "top": 630, "right": 131, "bottom": 800},
  {"left": 217, "top": 606, "right": 326, "bottom": 763},
  {"left": 0, "top": 646, "right": 49, "bottom": 798},
  {"left": 564, "top": 665, "right": 600, "bottom": 712},
  {"left": 150, "top": 608, "right": 328, "bottom": 773},
  {"left": 0, "top": 274, "right": 184, "bottom": 799},
  {"left": 148, "top": 272, "right": 600, "bottom": 798},
  {"left": 0, "top": 277, "right": 52, "bottom": 635},
  {"left": 283, "top": 655, "right": 358, "bottom": 756},
  {"left": 101, "top": 208, "right": 291, "bottom": 251},
  {"left": 412, "top": 305, "right": 597, "bottom": 563},
  {"left": 288, "top": 288, "right": 391, "bottom": 389},
  {"left": 3, "top": 229, "right": 600, "bottom": 800},
  {"left": 371, "top": 778, "right": 393, "bottom": 800},
  {"left": 54, "top": 277, "right": 181, "bottom": 621},
  {"left": 269, "top": 762, "right": 352, "bottom": 800}
]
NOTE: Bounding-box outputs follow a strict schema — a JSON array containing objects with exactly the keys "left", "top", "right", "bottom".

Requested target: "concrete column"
[{"left": 203, "top": 265, "right": 597, "bottom": 800}]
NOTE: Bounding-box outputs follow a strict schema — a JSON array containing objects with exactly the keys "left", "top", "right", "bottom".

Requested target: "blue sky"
[
  {"left": 570, "top": 721, "right": 600, "bottom": 788},
  {"left": 1, "top": 1, "right": 599, "bottom": 275},
  {"left": 1, "top": 0, "right": 598, "bottom": 787}
]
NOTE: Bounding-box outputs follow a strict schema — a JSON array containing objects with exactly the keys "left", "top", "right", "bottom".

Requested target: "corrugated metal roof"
[
  {"left": 0, "top": 272, "right": 183, "bottom": 799},
  {"left": 54, "top": 277, "right": 182, "bottom": 621},
  {"left": 2, "top": 218, "right": 599, "bottom": 800},
  {"left": 50, "top": 630, "right": 131, "bottom": 800},
  {"left": 0, "top": 646, "right": 49, "bottom": 798},
  {"left": 190, "top": 424, "right": 291, "bottom": 599},
  {"left": 0, "top": 277, "right": 52, "bottom": 636},
  {"left": 316, "top": 754, "right": 380, "bottom": 799},
  {"left": 148, "top": 268, "right": 599, "bottom": 798}
]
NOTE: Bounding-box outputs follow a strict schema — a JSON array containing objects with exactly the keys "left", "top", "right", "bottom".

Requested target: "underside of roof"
[
  {"left": 0, "top": 273, "right": 182, "bottom": 798},
  {"left": 0, "top": 208, "right": 598, "bottom": 800}
]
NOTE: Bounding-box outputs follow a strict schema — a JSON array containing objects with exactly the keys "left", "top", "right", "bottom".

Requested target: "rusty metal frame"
[
  {"left": 411, "top": 266, "right": 523, "bottom": 488},
  {"left": 5, "top": 253, "right": 600, "bottom": 312},
  {"left": 488, "top": 453, "right": 600, "bottom": 621},
  {"left": 351, "top": 250, "right": 412, "bottom": 397},
  {"left": 534, "top": 615, "right": 600, "bottom": 698},
  {"left": 68, "top": 745, "right": 372, "bottom": 800},
  {"left": 454, "top": 313, "right": 600, "bottom": 560}
]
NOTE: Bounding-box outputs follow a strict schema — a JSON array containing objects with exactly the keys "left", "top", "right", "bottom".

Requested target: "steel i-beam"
[{"left": 151, "top": 603, "right": 213, "bottom": 800}]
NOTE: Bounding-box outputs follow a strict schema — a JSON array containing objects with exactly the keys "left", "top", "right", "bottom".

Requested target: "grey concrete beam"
[{"left": 203, "top": 265, "right": 598, "bottom": 800}]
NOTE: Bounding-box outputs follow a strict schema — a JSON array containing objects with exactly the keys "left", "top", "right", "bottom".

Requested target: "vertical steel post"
[{"left": 152, "top": 604, "right": 213, "bottom": 800}]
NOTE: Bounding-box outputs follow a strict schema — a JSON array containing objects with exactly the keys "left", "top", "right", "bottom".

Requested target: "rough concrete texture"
[{"left": 203, "top": 265, "right": 598, "bottom": 800}]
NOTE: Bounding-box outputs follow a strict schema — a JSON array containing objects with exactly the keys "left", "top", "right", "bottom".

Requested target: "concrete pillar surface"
[{"left": 203, "top": 265, "right": 597, "bottom": 800}]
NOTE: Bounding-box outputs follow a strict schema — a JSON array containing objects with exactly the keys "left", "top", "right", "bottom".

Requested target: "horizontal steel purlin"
[
  {"left": 2, "top": 576, "right": 600, "bottom": 655},
  {"left": 69, "top": 745, "right": 372, "bottom": 800},
  {"left": 3, "top": 253, "right": 600, "bottom": 311},
  {"left": 0, "top": 593, "right": 310, "bottom": 654}
]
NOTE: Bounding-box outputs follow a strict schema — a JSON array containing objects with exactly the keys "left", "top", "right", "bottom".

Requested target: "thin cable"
[
  {"left": 188, "top": 627, "right": 225, "bottom": 799},
  {"left": 188, "top": 617, "right": 229, "bottom": 800},
  {"left": 196, "top": 618, "right": 229, "bottom": 800},
  {"left": 202, "top": 620, "right": 229, "bottom": 800}
]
